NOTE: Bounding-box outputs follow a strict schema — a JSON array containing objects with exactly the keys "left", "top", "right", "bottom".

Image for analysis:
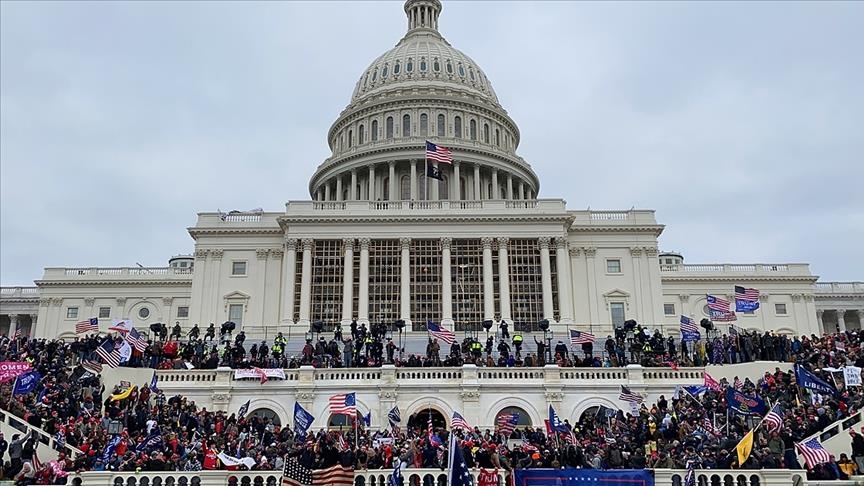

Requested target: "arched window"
[
  {"left": 382, "top": 64, "right": 389, "bottom": 78},
  {"left": 483, "top": 123, "right": 490, "bottom": 143},
  {"left": 348, "top": 129, "right": 353, "bottom": 148},
  {"left": 358, "top": 124, "right": 365, "bottom": 144},
  {"left": 386, "top": 117, "right": 394, "bottom": 139},
  {"left": 420, "top": 58, "right": 427, "bottom": 72},
  {"left": 454, "top": 116, "right": 462, "bottom": 138},
  {"left": 432, "top": 58, "right": 440, "bottom": 72},
  {"left": 402, "top": 114, "right": 411, "bottom": 137},
  {"left": 469, "top": 120, "right": 477, "bottom": 140},
  {"left": 248, "top": 408, "right": 281, "bottom": 426},
  {"left": 400, "top": 175, "right": 411, "bottom": 200},
  {"left": 406, "top": 58, "right": 414, "bottom": 72},
  {"left": 439, "top": 175, "right": 449, "bottom": 200},
  {"left": 393, "top": 61, "right": 401, "bottom": 75},
  {"left": 437, "top": 114, "right": 446, "bottom": 136},
  {"left": 495, "top": 407, "right": 532, "bottom": 438},
  {"left": 371, "top": 120, "right": 379, "bottom": 141},
  {"left": 446, "top": 61, "right": 453, "bottom": 74},
  {"left": 420, "top": 114, "right": 428, "bottom": 136},
  {"left": 495, "top": 128, "right": 500, "bottom": 147},
  {"left": 383, "top": 177, "right": 389, "bottom": 200}
]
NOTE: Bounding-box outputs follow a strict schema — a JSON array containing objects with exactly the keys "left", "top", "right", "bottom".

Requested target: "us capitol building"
[{"left": 1, "top": 0, "right": 862, "bottom": 431}]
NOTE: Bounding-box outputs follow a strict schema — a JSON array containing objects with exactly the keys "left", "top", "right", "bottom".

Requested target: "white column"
[
  {"left": 336, "top": 176, "right": 343, "bottom": 202},
  {"left": 400, "top": 238, "right": 411, "bottom": 327},
  {"left": 539, "top": 237, "right": 554, "bottom": 321},
  {"left": 453, "top": 161, "right": 461, "bottom": 200},
  {"left": 482, "top": 237, "right": 494, "bottom": 321},
  {"left": 280, "top": 238, "right": 298, "bottom": 324},
  {"left": 838, "top": 310, "right": 847, "bottom": 333},
  {"left": 369, "top": 166, "right": 376, "bottom": 200},
  {"left": 324, "top": 181, "right": 331, "bottom": 201},
  {"left": 388, "top": 161, "right": 397, "bottom": 201},
  {"left": 816, "top": 310, "right": 825, "bottom": 334},
  {"left": 410, "top": 160, "right": 418, "bottom": 200},
  {"left": 29, "top": 314, "right": 37, "bottom": 337},
  {"left": 8, "top": 315, "right": 18, "bottom": 339},
  {"left": 298, "top": 238, "right": 313, "bottom": 327},
  {"left": 555, "top": 237, "right": 573, "bottom": 325},
  {"left": 350, "top": 170, "right": 358, "bottom": 201},
  {"left": 358, "top": 238, "right": 371, "bottom": 325},
  {"left": 518, "top": 181, "right": 525, "bottom": 200},
  {"left": 341, "top": 239, "right": 355, "bottom": 326},
  {"left": 473, "top": 164, "right": 481, "bottom": 200},
  {"left": 492, "top": 169, "right": 499, "bottom": 199},
  {"left": 497, "top": 237, "right": 512, "bottom": 324},
  {"left": 506, "top": 174, "right": 514, "bottom": 200},
  {"left": 441, "top": 237, "right": 453, "bottom": 327}
]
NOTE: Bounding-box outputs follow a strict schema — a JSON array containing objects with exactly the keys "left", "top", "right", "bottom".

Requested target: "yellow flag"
[
  {"left": 736, "top": 429, "right": 754, "bottom": 466},
  {"left": 110, "top": 385, "right": 136, "bottom": 402}
]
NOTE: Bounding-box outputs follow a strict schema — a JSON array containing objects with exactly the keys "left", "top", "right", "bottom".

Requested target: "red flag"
[
  {"left": 253, "top": 367, "right": 268, "bottom": 384},
  {"left": 703, "top": 372, "right": 722, "bottom": 392}
]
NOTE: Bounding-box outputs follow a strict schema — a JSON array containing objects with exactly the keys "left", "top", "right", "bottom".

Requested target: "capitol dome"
[{"left": 309, "top": 0, "right": 539, "bottom": 203}]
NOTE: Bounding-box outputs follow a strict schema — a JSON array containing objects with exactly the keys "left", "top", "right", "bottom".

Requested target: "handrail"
[{"left": 0, "top": 407, "right": 83, "bottom": 458}]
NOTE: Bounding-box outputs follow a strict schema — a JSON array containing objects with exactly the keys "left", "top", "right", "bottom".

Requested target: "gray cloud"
[{"left": 2, "top": 1, "right": 862, "bottom": 285}]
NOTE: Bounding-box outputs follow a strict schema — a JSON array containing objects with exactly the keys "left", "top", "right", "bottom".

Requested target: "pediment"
[
  {"left": 223, "top": 290, "right": 251, "bottom": 300},
  {"left": 602, "top": 288, "right": 631, "bottom": 299}
]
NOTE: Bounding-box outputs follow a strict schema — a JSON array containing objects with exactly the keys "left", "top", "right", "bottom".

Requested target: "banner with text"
[
  {"left": 515, "top": 469, "right": 653, "bottom": 486},
  {"left": 0, "top": 362, "right": 32, "bottom": 383},
  {"left": 234, "top": 368, "right": 286, "bottom": 380}
]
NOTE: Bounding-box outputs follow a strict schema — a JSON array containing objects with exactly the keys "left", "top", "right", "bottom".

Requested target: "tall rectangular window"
[
  {"left": 610, "top": 302, "right": 625, "bottom": 327},
  {"left": 452, "top": 239, "right": 483, "bottom": 331},
  {"left": 66, "top": 307, "right": 79, "bottom": 319},
  {"left": 410, "top": 239, "right": 442, "bottom": 330},
  {"left": 369, "top": 240, "right": 401, "bottom": 325},
  {"left": 98, "top": 307, "right": 111, "bottom": 319},
  {"left": 508, "top": 239, "right": 543, "bottom": 331},
  {"left": 310, "top": 240, "right": 344, "bottom": 330},
  {"left": 228, "top": 304, "right": 244, "bottom": 326}
]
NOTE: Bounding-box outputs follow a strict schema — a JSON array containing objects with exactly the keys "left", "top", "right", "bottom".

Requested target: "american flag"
[
  {"left": 699, "top": 417, "right": 721, "bottom": 437},
  {"left": 124, "top": 328, "right": 148, "bottom": 352},
  {"left": 496, "top": 413, "right": 519, "bottom": 436},
  {"left": 13, "top": 328, "right": 21, "bottom": 340},
  {"left": 679, "top": 315, "right": 699, "bottom": 334},
  {"left": 711, "top": 311, "right": 737, "bottom": 322},
  {"left": 735, "top": 286, "right": 760, "bottom": 302},
  {"left": 706, "top": 295, "right": 731, "bottom": 312},
  {"left": 425, "top": 141, "right": 453, "bottom": 164},
  {"left": 618, "top": 385, "right": 644, "bottom": 404},
  {"left": 763, "top": 403, "right": 783, "bottom": 433},
  {"left": 425, "top": 321, "right": 456, "bottom": 345},
  {"left": 795, "top": 438, "right": 831, "bottom": 469},
  {"left": 336, "top": 434, "right": 348, "bottom": 452},
  {"left": 703, "top": 372, "right": 723, "bottom": 392},
  {"left": 328, "top": 392, "right": 356, "bottom": 415},
  {"left": 520, "top": 437, "right": 538, "bottom": 452},
  {"left": 95, "top": 338, "right": 121, "bottom": 368},
  {"left": 569, "top": 329, "right": 595, "bottom": 345},
  {"left": 82, "top": 360, "right": 103, "bottom": 375},
  {"left": 684, "top": 463, "right": 695, "bottom": 486},
  {"left": 452, "top": 411, "right": 472, "bottom": 430},
  {"left": 282, "top": 457, "right": 354, "bottom": 486},
  {"left": 733, "top": 377, "right": 743, "bottom": 390},
  {"left": 75, "top": 318, "right": 99, "bottom": 334}
]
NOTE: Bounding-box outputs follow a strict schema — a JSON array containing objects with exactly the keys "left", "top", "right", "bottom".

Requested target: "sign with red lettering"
[{"left": 0, "top": 361, "right": 33, "bottom": 383}]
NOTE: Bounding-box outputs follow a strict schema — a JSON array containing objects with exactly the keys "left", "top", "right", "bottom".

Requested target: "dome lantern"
[{"left": 404, "top": 0, "right": 442, "bottom": 33}]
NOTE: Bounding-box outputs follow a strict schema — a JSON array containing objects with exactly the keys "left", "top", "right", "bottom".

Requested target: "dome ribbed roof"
[{"left": 350, "top": 0, "right": 500, "bottom": 106}]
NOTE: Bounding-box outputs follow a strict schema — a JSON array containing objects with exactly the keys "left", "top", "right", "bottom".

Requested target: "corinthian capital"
[
  {"left": 301, "top": 238, "right": 314, "bottom": 251},
  {"left": 537, "top": 237, "right": 551, "bottom": 249},
  {"left": 284, "top": 239, "right": 298, "bottom": 252},
  {"left": 399, "top": 237, "right": 411, "bottom": 250},
  {"left": 440, "top": 237, "right": 452, "bottom": 250}
]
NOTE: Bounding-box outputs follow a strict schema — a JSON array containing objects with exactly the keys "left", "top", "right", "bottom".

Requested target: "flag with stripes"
[
  {"left": 763, "top": 403, "right": 783, "bottom": 433},
  {"left": 733, "top": 377, "right": 743, "bottom": 390},
  {"left": 328, "top": 392, "right": 356, "bottom": 415},
  {"left": 388, "top": 406, "right": 401, "bottom": 428},
  {"left": 125, "top": 328, "right": 148, "bottom": 352},
  {"left": 82, "top": 360, "right": 103, "bottom": 375},
  {"left": 95, "top": 338, "right": 121, "bottom": 368},
  {"left": 618, "top": 385, "right": 644, "bottom": 404},
  {"left": 795, "top": 438, "right": 831, "bottom": 469},
  {"left": 108, "top": 319, "right": 133, "bottom": 333},
  {"left": 13, "top": 328, "right": 21, "bottom": 339},
  {"left": 425, "top": 141, "right": 453, "bottom": 164},
  {"left": 569, "top": 329, "right": 595, "bottom": 345},
  {"left": 451, "top": 411, "right": 472, "bottom": 431},
  {"left": 706, "top": 295, "right": 730, "bottom": 312},
  {"left": 520, "top": 437, "right": 538, "bottom": 453},
  {"left": 701, "top": 417, "right": 721, "bottom": 437},
  {"left": 684, "top": 461, "right": 696, "bottom": 486},
  {"left": 680, "top": 315, "right": 701, "bottom": 342},
  {"left": 735, "top": 286, "right": 760, "bottom": 312},
  {"left": 703, "top": 372, "right": 723, "bottom": 392},
  {"left": 496, "top": 413, "right": 519, "bottom": 436},
  {"left": 75, "top": 318, "right": 99, "bottom": 334},
  {"left": 425, "top": 321, "right": 456, "bottom": 345}
]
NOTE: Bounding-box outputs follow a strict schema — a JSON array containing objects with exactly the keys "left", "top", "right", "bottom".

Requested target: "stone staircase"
[{"left": 0, "top": 408, "right": 83, "bottom": 461}]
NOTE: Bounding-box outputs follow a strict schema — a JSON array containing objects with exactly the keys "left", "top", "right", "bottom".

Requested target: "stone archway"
[
  {"left": 248, "top": 408, "right": 281, "bottom": 426},
  {"left": 407, "top": 407, "right": 447, "bottom": 432}
]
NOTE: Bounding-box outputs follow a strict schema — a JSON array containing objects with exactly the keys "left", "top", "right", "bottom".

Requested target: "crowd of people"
[
  {"left": 66, "top": 320, "right": 805, "bottom": 372},
  {"left": 1, "top": 327, "right": 863, "bottom": 485}
]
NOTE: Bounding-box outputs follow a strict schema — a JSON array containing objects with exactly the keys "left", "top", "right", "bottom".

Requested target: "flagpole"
[
  {"left": 8, "top": 376, "right": 17, "bottom": 408},
  {"left": 424, "top": 156, "right": 429, "bottom": 202}
]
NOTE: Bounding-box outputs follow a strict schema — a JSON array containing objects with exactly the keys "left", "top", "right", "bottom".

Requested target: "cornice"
[
  {"left": 0, "top": 298, "right": 39, "bottom": 304},
  {"left": 569, "top": 225, "right": 665, "bottom": 237},
  {"left": 278, "top": 213, "right": 573, "bottom": 226},
  {"left": 188, "top": 227, "right": 282, "bottom": 238},
  {"left": 661, "top": 275, "right": 819, "bottom": 284},
  {"left": 35, "top": 279, "right": 193, "bottom": 287}
]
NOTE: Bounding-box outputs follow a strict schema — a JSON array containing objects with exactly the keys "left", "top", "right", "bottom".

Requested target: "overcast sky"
[{"left": 1, "top": 1, "right": 862, "bottom": 286}]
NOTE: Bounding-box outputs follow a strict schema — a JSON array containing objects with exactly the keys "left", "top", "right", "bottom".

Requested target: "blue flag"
[
  {"left": 795, "top": 364, "right": 838, "bottom": 396},
  {"left": 683, "top": 385, "right": 708, "bottom": 396},
  {"left": 735, "top": 299, "right": 759, "bottom": 313},
  {"left": 388, "top": 406, "right": 401, "bottom": 428},
  {"left": 363, "top": 411, "right": 372, "bottom": 427},
  {"left": 448, "top": 437, "right": 473, "bottom": 486},
  {"left": 548, "top": 405, "right": 569, "bottom": 433},
  {"left": 102, "top": 435, "right": 122, "bottom": 462},
  {"left": 726, "top": 387, "right": 768, "bottom": 415},
  {"left": 293, "top": 402, "right": 315, "bottom": 435},
  {"left": 135, "top": 430, "right": 163, "bottom": 453},
  {"left": 12, "top": 371, "right": 42, "bottom": 395},
  {"left": 149, "top": 372, "right": 159, "bottom": 392}
]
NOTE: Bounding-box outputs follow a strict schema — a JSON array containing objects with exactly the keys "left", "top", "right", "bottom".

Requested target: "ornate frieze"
[
  {"left": 630, "top": 247, "right": 643, "bottom": 257},
  {"left": 256, "top": 248, "right": 270, "bottom": 260},
  {"left": 195, "top": 249, "right": 209, "bottom": 260},
  {"left": 83, "top": 297, "right": 95, "bottom": 306},
  {"left": 210, "top": 249, "right": 224, "bottom": 260}
]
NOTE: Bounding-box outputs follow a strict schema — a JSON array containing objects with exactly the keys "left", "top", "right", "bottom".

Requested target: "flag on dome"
[
  {"left": 425, "top": 141, "right": 453, "bottom": 164},
  {"left": 569, "top": 329, "right": 595, "bottom": 345},
  {"left": 75, "top": 318, "right": 99, "bottom": 334},
  {"left": 328, "top": 392, "right": 357, "bottom": 415},
  {"left": 426, "top": 321, "right": 456, "bottom": 344},
  {"left": 735, "top": 286, "right": 760, "bottom": 312}
]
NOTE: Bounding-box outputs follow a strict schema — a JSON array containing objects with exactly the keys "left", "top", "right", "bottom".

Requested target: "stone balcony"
[
  {"left": 815, "top": 281, "right": 864, "bottom": 295},
  {"left": 284, "top": 198, "right": 568, "bottom": 216},
  {"left": 0, "top": 286, "right": 39, "bottom": 300},
  {"left": 37, "top": 266, "right": 193, "bottom": 285}
]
